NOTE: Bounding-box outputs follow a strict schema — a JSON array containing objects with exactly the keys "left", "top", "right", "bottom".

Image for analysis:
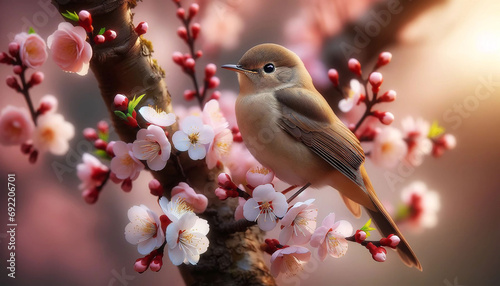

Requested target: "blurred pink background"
[{"left": 0, "top": 0, "right": 499, "bottom": 285}]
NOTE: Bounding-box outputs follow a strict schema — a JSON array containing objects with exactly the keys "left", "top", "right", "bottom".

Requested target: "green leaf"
[
  {"left": 28, "top": 27, "right": 36, "bottom": 34},
  {"left": 98, "top": 131, "right": 109, "bottom": 142},
  {"left": 360, "top": 219, "right": 376, "bottom": 237},
  {"left": 395, "top": 205, "right": 411, "bottom": 221},
  {"left": 428, "top": 120, "right": 445, "bottom": 139},
  {"left": 128, "top": 94, "right": 145, "bottom": 115},
  {"left": 114, "top": 110, "right": 127, "bottom": 120},
  {"left": 61, "top": 10, "right": 79, "bottom": 22},
  {"left": 98, "top": 27, "right": 106, "bottom": 35},
  {"left": 94, "top": 149, "right": 109, "bottom": 160}
]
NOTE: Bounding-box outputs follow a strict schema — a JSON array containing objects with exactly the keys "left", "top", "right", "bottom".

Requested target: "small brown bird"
[{"left": 222, "top": 43, "right": 422, "bottom": 270}]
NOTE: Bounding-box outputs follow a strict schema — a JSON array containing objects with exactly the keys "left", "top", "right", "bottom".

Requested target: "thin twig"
[{"left": 286, "top": 183, "right": 311, "bottom": 204}]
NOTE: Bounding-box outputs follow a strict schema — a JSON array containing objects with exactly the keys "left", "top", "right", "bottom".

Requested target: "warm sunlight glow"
[{"left": 476, "top": 31, "right": 500, "bottom": 53}]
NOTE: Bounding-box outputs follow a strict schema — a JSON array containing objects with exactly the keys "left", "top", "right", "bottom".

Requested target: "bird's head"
[{"left": 222, "top": 43, "right": 313, "bottom": 95}]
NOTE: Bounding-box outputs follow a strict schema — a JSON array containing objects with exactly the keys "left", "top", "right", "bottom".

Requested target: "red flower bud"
[
  {"left": 6, "top": 76, "right": 20, "bottom": 90},
  {"left": 188, "top": 3, "right": 200, "bottom": 19},
  {"left": 210, "top": 91, "right": 221, "bottom": 100},
  {"left": 94, "top": 34, "right": 105, "bottom": 44},
  {"left": 205, "top": 63, "right": 217, "bottom": 79},
  {"left": 135, "top": 22, "right": 148, "bottom": 36},
  {"left": 355, "top": 230, "right": 367, "bottom": 243},
  {"left": 82, "top": 188, "right": 99, "bottom": 204},
  {"left": 184, "top": 58, "right": 195, "bottom": 71},
  {"left": 21, "top": 142, "right": 33, "bottom": 154},
  {"left": 148, "top": 179, "right": 163, "bottom": 196},
  {"left": 8, "top": 42, "right": 20, "bottom": 57},
  {"left": 183, "top": 89, "right": 196, "bottom": 101},
  {"left": 195, "top": 50, "right": 203, "bottom": 59},
  {"left": 104, "top": 30, "right": 117, "bottom": 42},
  {"left": 29, "top": 71, "right": 44, "bottom": 86},
  {"left": 379, "top": 90, "right": 396, "bottom": 102},
  {"left": 376, "top": 52, "right": 392, "bottom": 68},
  {"left": 29, "top": 149, "right": 38, "bottom": 164},
  {"left": 191, "top": 23, "right": 201, "bottom": 40},
  {"left": 177, "top": 26, "right": 188, "bottom": 41},
  {"left": 172, "top": 51, "right": 184, "bottom": 66},
  {"left": 83, "top": 128, "right": 98, "bottom": 141},
  {"left": 78, "top": 10, "right": 93, "bottom": 33},
  {"left": 134, "top": 258, "right": 149, "bottom": 274},
  {"left": 208, "top": 76, "right": 220, "bottom": 89},
  {"left": 106, "top": 141, "right": 115, "bottom": 157},
  {"left": 149, "top": 254, "right": 163, "bottom": 272},
  {"left": 94, "top": 139, "right": 107, "bottom": 150},
  {"left": 0, "top": 52, "right": 15, "bottom": 65},
  {"left": 176, "top": 8, "right": 186, "bottom": 19},
  {"left": 97, "top": 120, "right": 109, "bottom": 134},
  {"left": 328, "top": 69, "right": 339, "bottom": 87},
  {"left": 348, "top": 58, "right": 361, "bottom": 76},
  {"left": 114, "top": 94, "right": 129, "bottom": 111},
  {"left": 121, "top": 178, "right": 132, "bottom": 192}
]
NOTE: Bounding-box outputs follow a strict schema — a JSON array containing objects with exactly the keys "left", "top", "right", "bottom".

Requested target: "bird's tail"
[{"left": 360, "top": 165, "right": 423, "bottom": 271}]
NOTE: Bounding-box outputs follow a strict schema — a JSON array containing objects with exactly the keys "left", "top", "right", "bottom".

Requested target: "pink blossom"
[
  {"left": 223, "top": 142, "right": 260, "bottom": 185},
  {"left": 172, "top": 116, "right": 214, "bottom": 160},
  {"left": 33, "top": 113, "right": 74, "bottom": 155},
  {"left": 370, "top": 127, "right": 407, "bottom": 169},
  {"left": 171, "top": 182, "right": 208, "bottom": 213},
  {"left": 14, "top": 32, "right": 48, "bottom": 68},
  {"left": 166, "top": 212, "right": 209, "bottom": 265},
  {"left": 310, "top": 213, "right": 353, "bottom": 261},
  {"left": 200, "top": 2, "right": 243, "bottom": 51},
  {"left": 246, "top": 166, "right": 275, "bottom": 188},
  {"left": 206, "top": 128, "right": 232, "bottom": 169},
  {"left": 243, "top": 184, "right": 287, "bottom": 231},
  {"left": 38, "top": 95, "right": 58, "bottom": 115},
  {"left": 339, "top": 79, "right": 363, "bottom": 113},
  {"left": 202, "top": 99, "right": 229, "bottom": 133},
  {"left": 77, "top": 153, "right": 109, "bottom": 191},
  {"left": 400, "top": 181, "right": 440, "bottom": 229},
  {"left": 0, "top": 105, "right": 34, "bottom": 146},
  {"left": 279, "top": 199, "right": 318, "bottom": 245},
  {"left": 110, "top": 141, "right": 144, "bottom": 180},
  {"left": 401, "top": 116, "right": 432, "bottom": 166},
  {"left": 125, "top": 205, "right": 165, "bottom": 255},
  {"left": 217, "top": 90, "right": 238, "bottom": 129},
  {"left": 132, "top": 125, "right": 171, "bottom": 171},
  {"left": 234, "top": 197, "right": 246, "bottom": 221},
  {"left": 270, "top": 246, "right": 311, "bottom": 277},
  {"left": 47, "top": 22, "right": 92, "bottom": 75}
]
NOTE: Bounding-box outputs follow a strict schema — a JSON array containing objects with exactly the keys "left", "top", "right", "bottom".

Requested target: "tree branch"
[{"left": 51, "top": 0, "right": 275, "bottom": 284}]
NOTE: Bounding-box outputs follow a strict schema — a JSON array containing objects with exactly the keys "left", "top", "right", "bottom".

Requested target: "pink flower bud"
[
  {"left": 176, "top": 8, "right": 186, "bottom": 19},
  {"left": 114, "top": 94, "right": 129, "bottom": 111},
  {"left": 135, "top": 22, "right": 148, "bottom": 36},
  {"left": 83, "top": 128, "right": 98, "bottom": 141},
  {"left": 246, "top": 166, "right": 274, "bottom": 188},
  {"left": 78, "top": 10, "right": 93, "bottom": 33},
  {"left": 37, "top": 95, "right": 58, "bottom": 115},
  {"left": 148, "top": 179, "right": 163, "bottom": 196},
  {"left": 125, "top": 116, "right": 138, "bottom": 127},
  {"left": 348, "top": 58, "right": 361, "bottom": 76},
  {"left": 188, "top": 3, "right": 200, "bottom": 19},
  {"left": 380, "top": 112, "right": 394, "bottom": 125},
  {"left": 442, "top": 134, "right": 456, "bottom": 150},
  {"left": 195, "top": 50, "right": 203, "bottom": 58},
  {"left": 82, "top": 188, "right": 99, "bottom": 204},
  {"left": 172, "top": 52, "right": 184, "bottom": 66},
  {"left": 184, "top": 58, "right": 195, "bottom": 71},
  {"left": 191, "top": 23, "right": 201, "bottom": 40},
  {"left": 8, "top": 42, "right": 20, "bottom": 57},
  {"left": 134, "top": 258, "right": 148, "bottom": 273},
  {"left": 177, "top": 26, "right": 188, "bottom": 41},
  {"left": 366, "top": 242, "right": 387, "bottom": 262},
  {"left": 183, "top": 89, "right": 196, "bottom": 101},
  {"left": 369, "top": 72, "right": 383, "bottom": 93},
  {"left": 109, "top": 172, "right": 123, "bottom": 184},
  {"left": 29, "top": 71, "right": 44, "bottom": 86},
  {"left": 379, "top": 90, "right": 396, "bottom": 102},
  {"left": 104, "top": 30, "right": 117, "bottom": 42},
  {"left": 377, "top": 52, "right": 392, "bottom": 67},
  {"left": 94, "top": 139, "right": 107, "bottom": 150},
  {"left": 94, "top": 34, "right": 105, "bottom": 44},
  {"left": 97, "top": 120, "right": 109, "bottom": 134},
  {"left": 6, "top": 76, "right": 20, "bottom": 90},
  {"left": 432, "top": 145, "right": 444, "bottom": 158},
  {"left": 355, "top": 230, "right": 367, "bottom": 243},
  {"left": 0, "top": 52, "right": 14, "bottom": 64},
  {"left": 205, "top": 63, "right": 217, "bottom": 79},
  {"left": 13, "top": 65, "right": 23, "bottom": 75},
  {"left": 29, "top": 149, "right": 38, "bottom": 164},
  {"left": 215, "top": 187, "right": 228, "bottom": 200},
  {"left": 21, "top": 142, "right": 33, "bottom": 154},
  {"left": 121, "top": 178, "right": 132, "bottom": 192},
  {"left": 106, "top": 141, "right": 115, "bottom": 157},
  {"left": 327, "top": 69, "right": 339, "bottom": 87},
  {"left": 208, "top": 76, "right": 220, "bottom": 89},
  {"left": 149, "top": 254, "right": 163, "bottom": 272},
  {"left": 218, "top": 173, "right": 237, "bottom": 190},
  {"left": 210, "top": 91, "right": 221, "bottom": 100}
]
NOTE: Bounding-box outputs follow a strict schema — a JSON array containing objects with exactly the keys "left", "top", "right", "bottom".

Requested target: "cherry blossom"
[
  {"left": 224, "top": 142, "right": 260, "bottom": 185},
  {"left": 370, "top": 126, "right": 408, "bottom": 169},
  {"left": 206, "top": 128, "right": 232, "bottom": 169},
  {"left": 166, "top": 212, "right": 209, "bottom": 265},
  {"left": 234, "top": 197, "right": 246, "bottom": 221},
  {"left": 400, "top": 181, "right": 441, "bottom": 229},
  {"left": 243, "top": 184, "right": 288, "bottom": 231},
  {"left": 171, "top": 182, "right": 208, "bottom": 213},
  {"left": 401, "top": 116, "right": 432, "bottom": 166},
  {"left": 33, "top": 112, "right": 74, "bottom": 155},
  {"left": 200, "top": 2, "right": 244, "bottom": 51},
  {"left": 47, "top": 22, "right": 92, "bottom": 75},
  {"left": 132, "top": 125, "right": 171, "bottom": 171},
  {"left": 310, "top": 213, "right": 353, "bottom": 261},
  {"left": 0, "top": 105, "right": 34, "bottom": 146},
  {"left": 77, "top": 153, "right": 108, "bottom": 191},
  {"left": 110, "top": 141, "right": 144, "bottom": 180},
  {"left": 14, "top": 32, "right": 48, "bottom": 69},
  {"left": 38, "top": 95, "right": 58, "bottom": 114},
  {"left": 279, "top": 199, "right": 318, "bottom": 245},
  {"left": 339, "top": 79, "right": 363, "bottom": 113},
  {"left": 125, "top": 205, "right": 165, "bottom": 255},
  {"left": 246, "top": 166, "right": 275, "bottom": 189},
  {"left": 138, "top": 106, "right": 176, "bottom": 127},
  {"left": 172, "top": 116, "right": 214, "bottom": 160},
  {"left": 159, "top": 196, "right": 194, "bottom": 223},
  {"left": 270, "top": 246, "right": 311, "bottom": 277}
]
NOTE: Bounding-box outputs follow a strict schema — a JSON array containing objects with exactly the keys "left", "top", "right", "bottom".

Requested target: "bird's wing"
[{"left": 275, "top": 88, "right": 366, "bottom": 189}]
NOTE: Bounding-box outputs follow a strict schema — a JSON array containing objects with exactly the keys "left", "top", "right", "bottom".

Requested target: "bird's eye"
[{"left": 263, "top": 63, "right": 275, "bottom": 73}]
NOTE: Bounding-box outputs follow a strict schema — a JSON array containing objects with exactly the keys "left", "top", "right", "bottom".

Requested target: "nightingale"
[{"left": 222, "top": 43, "right": 422, "bottom": 270}]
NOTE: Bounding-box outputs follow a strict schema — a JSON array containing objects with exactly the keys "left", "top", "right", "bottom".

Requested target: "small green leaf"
[
  {"left": 114, "top": 110, "right": 127, "bottom": 120},
  {"left": 61, "top": 10, "right": 79, "bottom": 22},
  {"left": 28, "top": 27, "right": 36, "bottom": 34},
  {"left": 360, "top": 219, "right": 376, "bottom": 237},
  {"left": 428, "top": 120, "right": 445, "bottom": 139},
  {"left": 94, "top": 149, "right": 109, "bottom": 160},
  {"left": 98, "top": 27, "right": 106, "bottom": 35},
  {"left": 98, "top": 131, "right": 109, "bottom": 142},
  {"left": 395, "top": 205, "right": 411, "bottom": 221},
  {"left": 128, "top": 94, "right": 145, "bottom": 115}
]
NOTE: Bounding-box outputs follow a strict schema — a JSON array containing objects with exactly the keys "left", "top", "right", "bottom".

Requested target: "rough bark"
[{"left": 50, "top": 0, "right": 275, "bottom": 285}]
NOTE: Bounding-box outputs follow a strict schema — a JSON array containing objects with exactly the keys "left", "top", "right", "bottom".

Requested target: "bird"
[{"left": 222, "top": 43, "right": 422, "bottom": 271}]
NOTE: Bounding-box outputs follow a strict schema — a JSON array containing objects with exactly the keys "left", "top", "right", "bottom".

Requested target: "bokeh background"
[{"left": 0, "top": 0, "right": 499, "bottom": 285}]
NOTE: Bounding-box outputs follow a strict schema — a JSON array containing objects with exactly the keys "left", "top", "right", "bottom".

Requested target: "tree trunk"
[{"left": 50, "top": 0, "right": 275, "bottom": 285}]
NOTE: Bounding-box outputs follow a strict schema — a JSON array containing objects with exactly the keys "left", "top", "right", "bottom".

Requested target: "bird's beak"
[{"left": 221, "top": 64, "right": 257, "bottom": 74}]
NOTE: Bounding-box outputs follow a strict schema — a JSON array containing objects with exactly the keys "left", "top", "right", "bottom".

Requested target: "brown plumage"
[{"left": 222, "top": 43, "right": 422, "bottom": 271}]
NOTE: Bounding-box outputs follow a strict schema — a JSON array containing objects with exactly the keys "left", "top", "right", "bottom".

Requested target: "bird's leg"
[
  {"left": 281, "top": 185, "right": 298, "bottom": 195},
  {"left": 286, "top": 183, "right": 311, "bottom": 204}
]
